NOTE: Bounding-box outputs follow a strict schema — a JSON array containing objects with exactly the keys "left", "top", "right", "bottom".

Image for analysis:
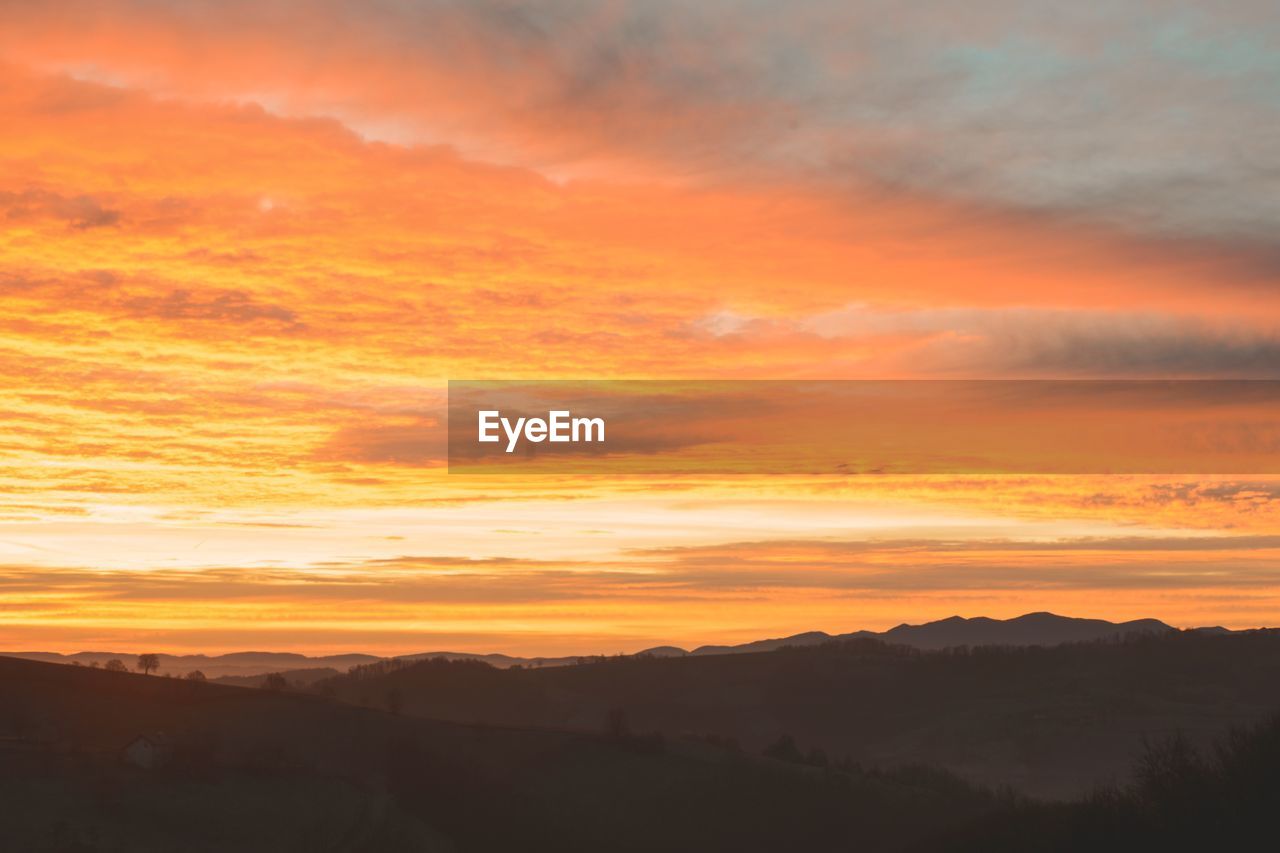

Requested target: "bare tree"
[
  {"left": 137, "top": 653, "right": 160, "bottom": 675},
  {"left": 185, "top": 670, "right": 207, "bottom": 681},
  {"left": 104, "top": 659, "right": 127, "bottom": 672}
]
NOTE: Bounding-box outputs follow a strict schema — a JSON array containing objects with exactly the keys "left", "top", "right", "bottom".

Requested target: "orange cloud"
[{"left": 0, "top": 11, "right": 1276, "bottom": 654}]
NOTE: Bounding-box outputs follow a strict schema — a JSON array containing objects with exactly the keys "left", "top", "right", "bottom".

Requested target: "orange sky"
[{"left": 1, "top": 2, "right": 1278, "bottom": 655}]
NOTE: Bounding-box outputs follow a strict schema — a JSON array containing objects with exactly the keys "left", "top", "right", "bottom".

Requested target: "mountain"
[
  {"left": 310, "top": 629, "right": 1280, "bottom": 798},
  {"left": 635, "top": 645, "right": 691, "bottom": 658},
  {"left": 692, "top": 630, "right": 836, "bottom": 656},
  {"left": 0, "top": 648, "right": 582, "bottom": 679},
  {"left": 0, "top": 650, "right": 381, "bottom": 680},
  {"left": 398, "top": 650, "right": 582, "bottom": 668},
  {"left": 0, "top": 613, "right": 1200, "bottom": 679},
  {"left": 867, "top": 612, "right": 1175, "bottom": 650},
  {"left": 685, "top": 612, "right": 1174, "bottom": 657},
  {"left": 8, "top": 639, "right": 1278, "bottom": 850}
]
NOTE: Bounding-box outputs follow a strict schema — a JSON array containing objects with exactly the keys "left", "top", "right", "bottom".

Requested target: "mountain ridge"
[{"left": 0, "top": 612, "right": 1210, "bottom": 678}]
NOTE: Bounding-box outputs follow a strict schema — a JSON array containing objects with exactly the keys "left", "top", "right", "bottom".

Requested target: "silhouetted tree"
[
  {"left": 185, "top": 670, "right": 206, "bottom": 681},
  {"left": 764, "top": 734, "right": 804, "bottom": 764},
  {"left": 137, "top": 653, "right": 160, "bottom": 675},
  {"left": 386, "top": 686, "right": 404, "bottom": 715},
  {"left": 1134, "top": 731, "right": 1209, "bottom": 820},
  {"left": 104, "top": 659, "right": 127, "bottom": 673},
  {"left": 262, "top": 672, "right": 288, "bottom": 691}
]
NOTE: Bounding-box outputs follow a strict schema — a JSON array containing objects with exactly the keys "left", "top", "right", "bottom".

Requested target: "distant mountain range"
[
  {"left": 677, "top": 612, "right": 1180, "bottom": 657},
  {"left": 2, "top": 612, "right": 1234, "bottom": 679},
  {"left": 0, "top": 650, "right": 384, "bottom": 681}
]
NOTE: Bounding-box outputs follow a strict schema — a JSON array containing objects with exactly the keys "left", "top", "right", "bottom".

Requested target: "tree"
[
  {"left": 386, "top": 686, "right": 404, "bottom": 715},
  {"left": 104, "top": 659, "right": 127, "bottom": 673},
  {"left": 185, "top": 670, "right": 206, "bottom": 681},
  {"left": 262, "top": 672, "right": 288, "bottom": 691},
  {"left": 137, "top": 653, "right": 160, "bottom": 675},
  {"left": 764, "top": 734, "right": 804, "bottom": 764}
]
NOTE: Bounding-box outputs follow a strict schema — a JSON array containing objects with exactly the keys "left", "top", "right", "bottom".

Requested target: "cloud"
[
  {"left": 632, "top": 534, "right": 1280, "bottom": 592},
  {"left": 1, "top": 4, "right": 1280, "bottom": 652},
  {"left": 796, "top": 306, "right": 1280, "bottom": 377},
  {"left": 317, "top": 417, "right": 447, "bottom": 467},
  {"left": 120, "top": 288, "right": 301, "bottom": 327},
  {"left": 0, "top": 189, "right": 120, "bottom": 229},
  {"left": 948, "top": 319, "right": 1280, "bottom": 377},
  {"left": 5, "top": 531, "right": 1280, "bottom": 625},
  {"left": 640, "top": 533, "right": 1280, "bottom": 558},
  {"left": 3, "top": 0, "right": 1278, "bottom": 248}
]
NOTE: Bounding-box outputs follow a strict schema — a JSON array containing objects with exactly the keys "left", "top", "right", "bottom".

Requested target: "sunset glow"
[{"left": 2, "top": 1, "right": 1278, "bottom": 655}]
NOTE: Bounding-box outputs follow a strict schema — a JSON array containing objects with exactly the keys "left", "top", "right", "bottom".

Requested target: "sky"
[{"left": 1, "top": 0, "right": 1278, "bottom": 655}]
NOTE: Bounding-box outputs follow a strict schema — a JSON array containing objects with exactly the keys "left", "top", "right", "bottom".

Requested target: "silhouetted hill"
[
  {"left": 0, "top": 655, "right": 999, "bottom": 852},
  {"left": 692, "top": 630, "right": 835, "bottom": 656},
  {"left": 0, "top": 650, "right": 380, "bottom": 680},
  {"left": 314, "top": 630, "right": 1280, "bottom": 798},
  {"left": 688, "top": 612, "right": 1174, "bottom": 656},
  {"left": 917, "top": 712, "right": 1280, "bottom": 852},
  {"left": 213, "top": 666, "right": 341, "bottom": 688},
  {"left": 0, "top": 613, "right": 1195, "bottom": 679},
  {"left": 871, "top": 612, "right": 1174, "bottom": 650},
  {"left": 635, "top": 645, "right": 690, "bottom": 658},
  {"left": 398, "top": 650, "right": 582, "bottom": 669}
]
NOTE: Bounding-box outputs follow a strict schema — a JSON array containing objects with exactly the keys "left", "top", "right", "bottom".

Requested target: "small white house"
[{"left": 123, "top": 732, "right": 172, "bottom": 769}]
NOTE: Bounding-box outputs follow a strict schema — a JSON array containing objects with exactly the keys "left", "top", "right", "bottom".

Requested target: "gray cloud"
[
  {"left": 801, "top": 306, "right": 1280, "bottom": 377},
  {"left": 367, "top": 1, "right": 1280, "bottom": 244},
  {"left": 0, "top": 189, "right": 121, "bottom": 229},
  {"left": 14, "top": 1, "right": 1280, "bottom": 248}
]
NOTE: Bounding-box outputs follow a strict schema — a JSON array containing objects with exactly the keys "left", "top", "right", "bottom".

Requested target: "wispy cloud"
[
  {"left": 4, "top": 1, "right": 1277, "bottom": 247},
  {"left": 0, "top": 2, "right": 1277, "bottom": 652}
]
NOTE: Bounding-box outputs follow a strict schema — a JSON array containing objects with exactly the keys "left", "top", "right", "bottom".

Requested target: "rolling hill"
[
  {"left": 313, "top": 629, "right": 1280, "bottom": 798},
  {"left": 683, "top": 612, "right": 1174, "bottom": 656},
  {"left": 0, "top": 654, "right": 1000, "bottom": 852},
  {"left": 1, "top": 612, "right": 1189, "bottom": 679}
]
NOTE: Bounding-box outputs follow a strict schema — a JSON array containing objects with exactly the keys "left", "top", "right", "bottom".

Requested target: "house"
[{"left": 123, "top": 732, "right": 172, "bottom": 769}]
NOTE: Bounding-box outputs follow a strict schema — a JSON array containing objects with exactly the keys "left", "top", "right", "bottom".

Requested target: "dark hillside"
[
  {"left": 0, "top": 655, "right": 996, "bottom": 852},
  {"left": 918, "top": 712, "right": 1280, "bottom": 852},
  {"left": 316, "top": 631, "right": 1280, "bottom": 797}
]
